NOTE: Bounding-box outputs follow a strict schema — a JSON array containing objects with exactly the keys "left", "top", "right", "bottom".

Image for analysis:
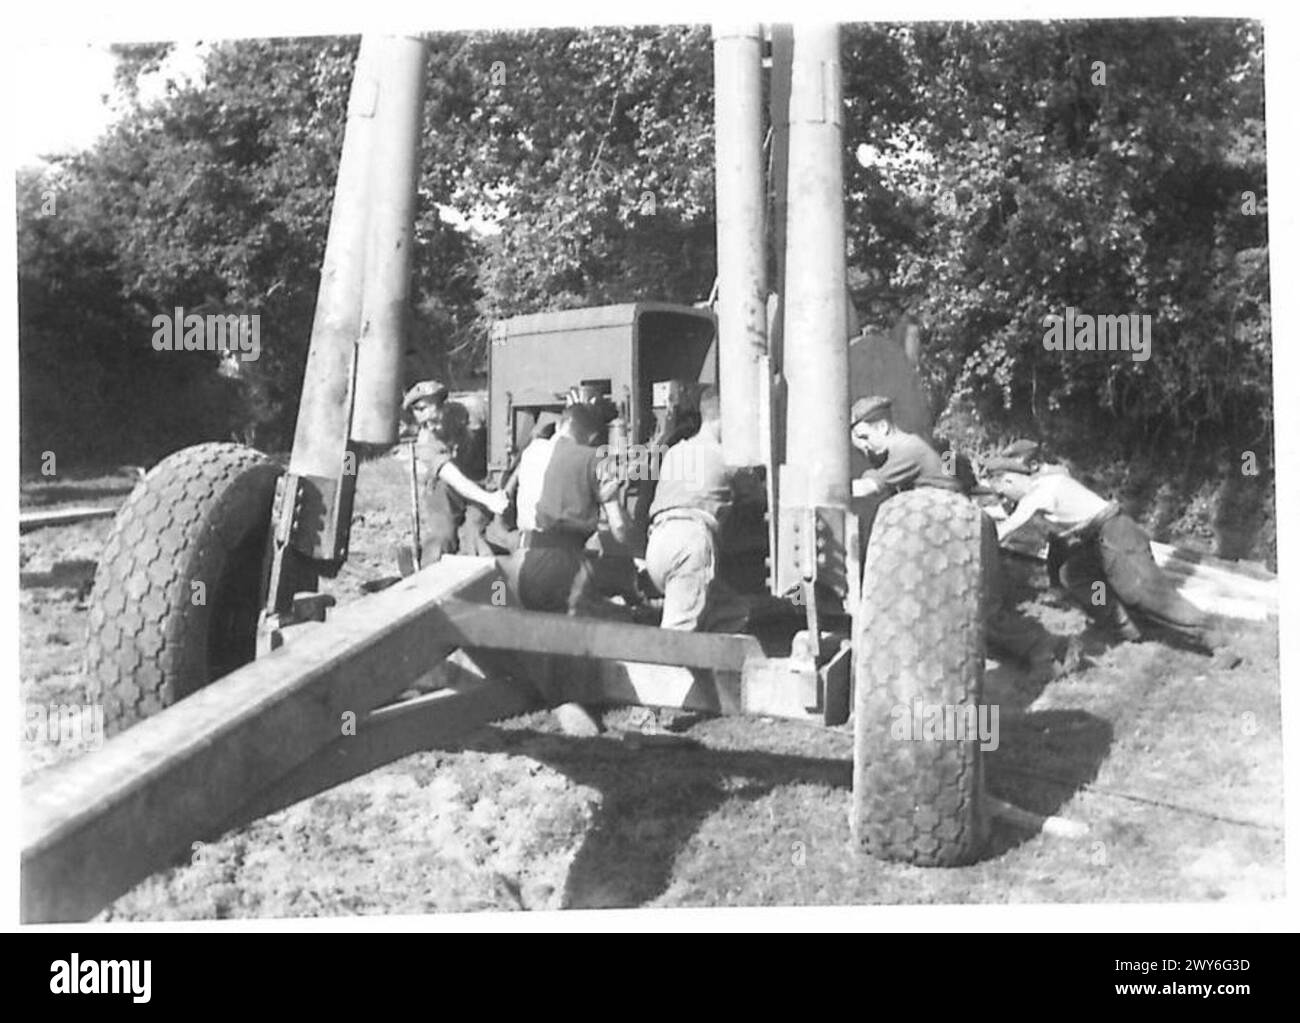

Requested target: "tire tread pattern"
[
  {"left": 84, "top": 443, "right": 280, "bottom": 734},
  {"left": 851, "top": 487, "right": 989, "bottom": 866}
]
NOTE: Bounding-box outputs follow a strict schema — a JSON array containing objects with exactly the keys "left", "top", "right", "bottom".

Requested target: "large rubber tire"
[
  {"left": 85, "top": 443, "right": 311, "bottom": 735},
  {"left": 851, "top": 487, "right": 990, "bottom": 866}
]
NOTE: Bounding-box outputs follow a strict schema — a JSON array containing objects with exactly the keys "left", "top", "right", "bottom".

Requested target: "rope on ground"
[{"left": 994, "top": 763, "right": 1282, "bottom": 832}]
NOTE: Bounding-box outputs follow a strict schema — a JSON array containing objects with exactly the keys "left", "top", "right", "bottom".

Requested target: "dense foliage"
[{"left": 18, "top": 21, "right": 1269, "bottom": 475}]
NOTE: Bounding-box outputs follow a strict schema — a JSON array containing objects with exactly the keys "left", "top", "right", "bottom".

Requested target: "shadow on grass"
[
  {"left": 456, "top": 706, "right": 1113, "bottom": 908},
  {"left": 461, "top": 726, "right": 851, "bottom": 909},
  {"left": 984, "top": 708, "right": 1114, "bottom": 857}
]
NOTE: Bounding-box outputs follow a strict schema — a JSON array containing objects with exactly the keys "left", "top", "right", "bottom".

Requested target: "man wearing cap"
[
  {"left": 847, "top": 403, "right": 1068, "bottom": 667},
  {"left": 983, "top": 439, "right": 1070, "bottom": 479},
  {"left": 404, "top": 380, "right": 507, "bottom": 562},
  {"left": 643, "top": 386, "right": 751, "bottom": 632},
  {"left": 849, "top": 395, "right": 961, "bottom": 498},
  {"left": 989, "top": 465, "right": 1216, "bottom": 646}
]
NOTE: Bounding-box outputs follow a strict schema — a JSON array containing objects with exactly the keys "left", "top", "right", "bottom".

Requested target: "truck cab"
[{"left": 487, "top": 302, "right": 718, "bottom": 482}]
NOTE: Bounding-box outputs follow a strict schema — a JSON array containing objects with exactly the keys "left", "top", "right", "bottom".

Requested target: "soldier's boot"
[{"left": 1110, "top": 598, "right": 1143, "bottom": 642}]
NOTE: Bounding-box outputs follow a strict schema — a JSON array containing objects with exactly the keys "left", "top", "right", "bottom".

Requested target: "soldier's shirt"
[
  {"left": 515, "top": 434, "right": 620, "bottom": 540},
  {"left": 1002, "top": 473, "right": 1112, "bottom": 539},
  {"left": 648, "top": 429, "right": 735, "bottom": 532},
  {"left": 415, "top": 401, "right": 471, "bottom": 482},
  {"left": 860, "top": 429, "right": 959, "bottom": 495}
]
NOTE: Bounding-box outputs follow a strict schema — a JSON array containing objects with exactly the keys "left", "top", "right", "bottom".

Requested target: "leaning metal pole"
[
  {"left": 288, "top": 35, "right": 382, "bottom": 499},
  {"left": 712, "top": 24, "right": 767, "bottom": 468},
  {"left": 264, "top": 35, "right": 426, "bottom": 617},
  {"left": 351, "top": 35, "right": 428, "bottom": 448},
  {"left": 285, "top": 35, "right": 428, "bottom": 558}
]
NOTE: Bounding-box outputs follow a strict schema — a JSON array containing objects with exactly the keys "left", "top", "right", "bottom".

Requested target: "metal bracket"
[
  {"left": 260, "top": 473, "right": 305, "bottom": 619},
  {"left": 293, "top": 465, "right": 357, "bottom": 566}
]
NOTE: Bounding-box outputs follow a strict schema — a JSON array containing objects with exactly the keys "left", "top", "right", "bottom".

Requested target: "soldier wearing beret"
[
  {"left": 403, "top": 380, "right": 507, "bottom": 562},
  {"left": 849, "top": 395, "right": 961, "bottom": 498},
  {"left": 1003, "top": 438, "right": 1038, "bottom": 458},
  {"left": 989, "top": 462, "right": 1218, "bottom": 647},
  {"left": 848, "top": 398, "right": 1066, "bottom": 670},
  {"left": 982, "top": 438, "right": 1070, "bottom": 478}
]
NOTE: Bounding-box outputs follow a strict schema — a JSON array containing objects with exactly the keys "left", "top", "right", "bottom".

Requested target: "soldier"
[
  {"left": 508, "top": 400, "right": 633, "bottom": 737},
  {"left": 989, "top": 464, "right": 1219, "bottom": 647},
  {"left": 984, "top": 442, "right": 1070, "bottom": 589},
  {"left": 404, "top": 380, "right": 507, "bottom": 563},
  {"left": 984, "top": 438, "right": 1070, "bottom": 478},
  {"left": 849, "top": 395, "right": 961, "bottom": 497},
  {"left": 848, "top": 399, "right": 1068, "bottom": 669},
  {"left": 643, "top": 386, "right": 750, "bottom": 633},
  {"left": 509, "top": 400, "right": 630, "bottom": 617}
]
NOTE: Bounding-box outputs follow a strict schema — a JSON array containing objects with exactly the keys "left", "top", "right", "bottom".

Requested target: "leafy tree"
[
  {"left": 422, "top": 27, "right": 718, "bottom": 359},
  {"left": 19, "top": 20, "right": 1270, "bottom": 490},
  {"left": 840, "top": 21, "right": 1269, "bottom": 455}
]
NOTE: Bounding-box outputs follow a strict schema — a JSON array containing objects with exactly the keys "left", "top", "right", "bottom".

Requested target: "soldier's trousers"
[
  {"left": 1051, "top": 514, "right": 1209, "bottom": 636},
  {"left": 423, "top": 480, "right": 494, "bottom": 560},
  {"left": 508, "top": 536, "right": 628, "bottom": 620},
  {"left": 644, "top": 516, "right": 747, "bottom": 632}
]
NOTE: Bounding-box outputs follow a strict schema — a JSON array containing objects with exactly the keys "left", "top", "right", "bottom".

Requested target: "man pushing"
[{"left": 988, "top": 463, "right": 1220, "bottom": 649}]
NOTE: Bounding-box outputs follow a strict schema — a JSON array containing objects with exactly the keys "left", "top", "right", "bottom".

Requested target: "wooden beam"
[
  {"left": 590, "top": 662, "right": 740, "bottom": 715},
  {"left": 1000, "top": 533, "right": 1276, "bottom": 620},
  {"left": 435, "top": 599, "right": 766, "bottom": 670},
  {"left": 21, "top": 556, "right": 496, "bottom": 923},
  {"left": 19, "top": 507, "right": 117, "bottom": 531},
  {"left": 582, "top": 659, "right": 823, "bottom": 722},
  {"left": 1150, "top": 541, "right": 1276, "bottom": 583},
  {"left": 224, "top": 675, "right": 539, "bottom": 831},
  {"left": 986, "top": 796, "right": 1088, "bottom": 839},
  {"left": 1151, "top": 543, "right": 1277, "bottom": 604}
]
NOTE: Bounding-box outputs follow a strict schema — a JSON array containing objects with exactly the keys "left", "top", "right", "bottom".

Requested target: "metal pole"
[
  {"left": 781, "top": 24, "right": 849, "bottom": 510},
  {"left": 768, "top": 23, "right": 793, "bottom": 385},
  {"left": 712, "top": 25, "right": 767, "bottom": 467},
  {"left": 407, "top": 438, "right": 423, "bottom": 570},
  {"left": 288, "top": 35, "right": 382, "bottom": 481},
  {"left": 352, "top": 35, "right": 428, "bottom": 447}
]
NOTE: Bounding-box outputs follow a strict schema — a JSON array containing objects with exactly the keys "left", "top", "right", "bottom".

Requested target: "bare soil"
[{"left": 18, "top": 457, "right": 1284, "bottom": 917}]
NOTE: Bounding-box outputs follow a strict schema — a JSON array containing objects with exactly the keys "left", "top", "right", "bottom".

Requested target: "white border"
[{"left": 3, "top": 0, "right": 1296, "bottom": 934}]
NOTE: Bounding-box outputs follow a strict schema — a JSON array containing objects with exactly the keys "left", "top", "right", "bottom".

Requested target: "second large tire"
[
  {"left": 85, "top": 443, "right": 312, "bottom": 735},
  {"left": 851, "top": 486, "right": 989, "bottom": 866}
]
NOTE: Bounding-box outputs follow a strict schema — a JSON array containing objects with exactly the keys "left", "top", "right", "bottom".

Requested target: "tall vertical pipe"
[
  {"left": 767, "top": 23, "right": 794, "bottom": 385},
  {"left": 781, "top": 25, "right": 849, "bottom": 509},
  {"left": 351, "top": 35, "right": 428, "bottom": 447},
  {"left": 288, "top": 35, "right": 382, "bottom": 479},
  {"left": 712, "top": 25, "right": 767, "bottom": 467}
]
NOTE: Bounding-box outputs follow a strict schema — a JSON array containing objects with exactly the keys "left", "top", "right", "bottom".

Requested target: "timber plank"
[
  {"left": 22, "top": 556, "right": 495, "bottom": 923},
  {"left": 19, "top": 507, "right": 117, "bottom": 531},
  {"left": 436, "top": 599, "right": 766, "bottom": 670},
  {"left": 225, "top": 676, "right": 539, "bottom": 830}
]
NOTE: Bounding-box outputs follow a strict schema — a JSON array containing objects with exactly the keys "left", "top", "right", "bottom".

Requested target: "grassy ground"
[{"left": 18, "top": 455, "right": 1284, "bottom": 917}]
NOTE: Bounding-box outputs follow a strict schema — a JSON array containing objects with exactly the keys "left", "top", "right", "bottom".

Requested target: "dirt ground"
[{"left": 18, "top": 457, "right": 1284, "bottom": 917}]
